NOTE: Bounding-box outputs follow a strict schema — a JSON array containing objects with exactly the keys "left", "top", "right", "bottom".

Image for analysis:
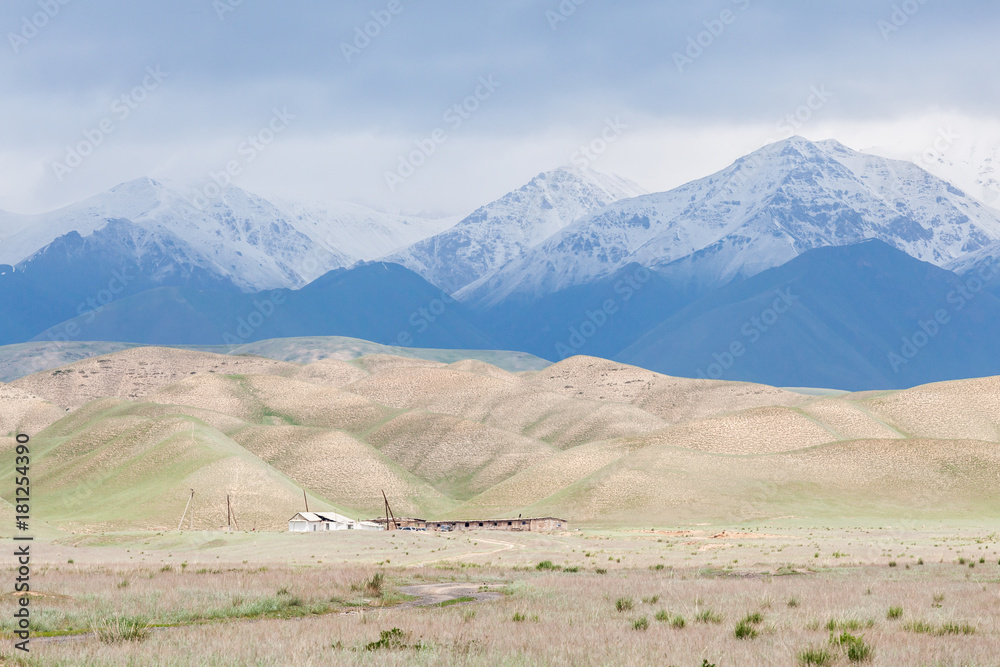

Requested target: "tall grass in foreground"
[{"left": 91, "top": 615, "right": 151, "bottom": 643}]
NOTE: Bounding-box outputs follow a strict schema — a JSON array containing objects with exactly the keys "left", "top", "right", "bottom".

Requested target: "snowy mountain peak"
[
  {"left": 461, "top": 138, "right": 1000, "bottom": 306},
  {"left": 0, "top": 178, "right": 452, "bottom": 291},
  {"left": 387, "top": 165, "right": 647, "bottom": 293}
]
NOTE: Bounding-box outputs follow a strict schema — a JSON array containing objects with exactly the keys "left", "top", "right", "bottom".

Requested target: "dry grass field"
[{"left": 1, "top": 526, "right": 999, "bottom": 665}]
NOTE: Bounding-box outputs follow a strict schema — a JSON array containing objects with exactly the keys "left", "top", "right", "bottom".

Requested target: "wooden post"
[
  {"left": 178, "top": 489, "right": 194, "bottom": 531},
  {"left": 381, "top": 490, "right": 398, "bottom": 530},
  {"left": 189, "top": 490, "right": 194, "bottom": 530},
  {"left": 303, "top": 489, "right": 309, "bottom": 512},
  {"left": 227, "top": 494, "right": 231, "bottom": 530}
]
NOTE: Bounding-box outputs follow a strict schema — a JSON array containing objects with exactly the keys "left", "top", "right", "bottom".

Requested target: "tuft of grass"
[
  {"left": 642, "top": 595, "right": 660, "bottom": 605},
  {"left": 670, "top": 614, "right": 685, "bottom": 629},
  {"left": 535, "top": 560, "right": 560, "bottom": 571},
  {"left": 633, "top": 616, "right": 649, "bottom": 631},
  {"left": 512, "top": 612, "right": 527, "bottom": 622},
  {"left": 846, "top": 637, "right": 873, "bottom": 663},
  {"left": 735, "top": 612, "right": 763, "bottom": 640},
  {"left": 887, "top": 606, "right": 903, "bottom": 620},
  {"left": 787, "top": 596, "right": 800, "bottom": 608},
  {"left": 695, "top": 609, "right": 723, "bottom": 624},
  {"left": 654, "top": 609, "right": 670, "bottom": 622},
  {"left": 432, "top": 596, "right": 475, "bottom": 608},
  {"left": 615, "top": 597, "right": 634, "bottom": 613},
  {"left": 92, "top": 615, "right": 151, "bottom": 644},
  {"left": 825, "top": 617, "right": 874, "bottom": 632},
  {"left": 830, "top": 631, "right": 874, "bottom": 662},
  {"left": 903, "top": 619, "right": 974, "bottom": 636},
  {"left": 595, "top": 568, "right": 607, "bottom": 575},
  {"left": 939, "top": 622, "right": 976, "bottom": 635},
  {"left": 798, "top": 646, "right": 833, "bottom": 666}
]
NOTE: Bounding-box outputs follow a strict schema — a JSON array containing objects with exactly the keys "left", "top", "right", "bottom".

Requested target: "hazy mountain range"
[{"left": 3, "top": 136, "right": 1000, "bottom": 391}]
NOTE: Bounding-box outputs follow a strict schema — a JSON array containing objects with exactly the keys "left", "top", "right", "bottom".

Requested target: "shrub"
[
  {"left": 364, "top": 628, "right": 409, "bottom": 651},
  {"left": 615, "top": 597, "right": 634, "bottom": 612},
  {"left": 797, "top": 646, "right": 833, "bottom": 666},
  {"left": 633, "top": 616, "right": 649, "bottom": 631}
]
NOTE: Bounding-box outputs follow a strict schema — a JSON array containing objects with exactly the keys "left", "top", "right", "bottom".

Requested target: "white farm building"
[{"left": 288, "top": 512, "right": 383, "bottom": 532}]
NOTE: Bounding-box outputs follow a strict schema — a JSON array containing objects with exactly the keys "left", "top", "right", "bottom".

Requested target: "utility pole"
[
  {"left": 381, "top": 490, "right": 398, "bottom": 530},
  {"left": 227, "top": 494, "right": 231, "bottom": 530},
  {"left": 303, "top": 489, "right": 309, "bottom": 512},
  {"left": 178, "top": 489, "right": 194, "bottom": 531}
]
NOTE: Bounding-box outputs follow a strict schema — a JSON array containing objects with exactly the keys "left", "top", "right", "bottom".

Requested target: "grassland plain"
[{"left": 0, "top": 526, "right": 999, "bottom": 665}]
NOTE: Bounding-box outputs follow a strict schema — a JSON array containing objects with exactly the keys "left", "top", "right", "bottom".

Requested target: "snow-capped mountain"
[
  {"left": 461, "top": 137, "right": 1000, "bottom": 306},
  {"left": 0, "top": 178, "right": 453, "bottom": 291},
  {"left": 865, "top": 136, "right": 1000, "bottom": 209},
  {"left": 387, "top": 166, "right": 646, "bottom": 293}
]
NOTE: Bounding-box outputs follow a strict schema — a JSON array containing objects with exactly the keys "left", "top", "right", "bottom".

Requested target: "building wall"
[{"left": 374, "top": 517, "right": 568, "bottom": 532}]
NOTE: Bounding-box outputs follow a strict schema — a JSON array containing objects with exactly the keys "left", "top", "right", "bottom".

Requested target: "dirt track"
[{"left": 398, "top": 582, "right": 503, "bottom": 608}]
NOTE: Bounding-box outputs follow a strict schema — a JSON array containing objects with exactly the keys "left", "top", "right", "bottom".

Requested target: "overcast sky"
[{"left": 1, "top": 0, "right": 998, "bottom": 216}]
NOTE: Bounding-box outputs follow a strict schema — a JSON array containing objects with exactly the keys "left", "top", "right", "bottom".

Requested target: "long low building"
[
  {"left": 288, "top": 512, "right": 383, "bottom": 532},
  {"left": 371, "top": 517, "right": 568, "bottom": 532}
]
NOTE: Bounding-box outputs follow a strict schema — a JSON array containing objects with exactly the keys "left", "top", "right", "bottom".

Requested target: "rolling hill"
[{"left": 3, "top": 345, "right": 1000, "bottom": 532}]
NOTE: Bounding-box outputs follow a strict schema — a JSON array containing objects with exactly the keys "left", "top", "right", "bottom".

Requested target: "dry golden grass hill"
[{"left": 3, "top": 345, "right": 1000, "bottom": 532}]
